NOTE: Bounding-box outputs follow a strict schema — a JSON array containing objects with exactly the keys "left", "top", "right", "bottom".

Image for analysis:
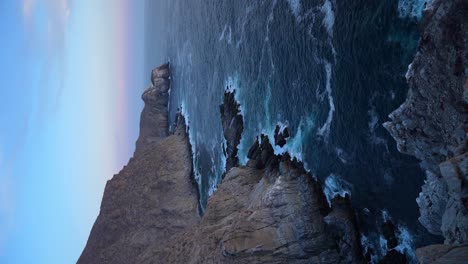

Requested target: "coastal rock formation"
[
  {"left": 79, "top": 74, "right": 365, "bottom": 263},
  {"left": 139, "top": 134, "right": 364, "bottom": 263},
  {"left": 220, "top": 89, "right": 244, "bottom": 172},
  {"left": 416, "top": 244, "right": 468, "bottom": 263},
  {"left": 136, "top": 63, "right": 171, "bottom": 151},
  {"left": 384, "top": 0, "right": 468, "bottom": 261},
  {"left": 78, "top": 64, "right": 199, "bottom": 264}
]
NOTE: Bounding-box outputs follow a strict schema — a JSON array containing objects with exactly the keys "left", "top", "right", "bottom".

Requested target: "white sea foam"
[
  {"left": 379, "top": 235, "right": 389, "bottom": 255},
  {"left": 180, "top": 102, "right": 202, "bottom": 194},
  {"left": 268, "top": 117, "right": 315, "bottom": 164},
  {"left": 287, "top": 0, "right": 301, "bottom": 18},
  {"left": 219, "top": 24, "right": 232, "bottom": 44},
  {"left": 381, "top": 211, "right": 417, "bottom": 263},
  {"left": 321, "top": 0, "right": 335, "bottom": 37},
  {"left": 335, "top": 147, "right": 350, "bottom": 164},
  {"left": 398, "top": 0, "right": 431, "bottom": 19},
  {"left": 382, "top": 210, "right": 391, "bottom": 222},
  {"left": 317, "top": 61, "right": 335, "bottom": 140},
  {"left": 323, "top": 174, "right": 352, "bottom": 205},
  {"left": 395, "top": 225, "right": 417, "bottom": 262}
]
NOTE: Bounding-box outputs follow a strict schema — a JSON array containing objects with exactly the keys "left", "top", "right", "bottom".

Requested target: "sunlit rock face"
[{"left": 384, "top": 0, "right": 468, "bottom": 261}]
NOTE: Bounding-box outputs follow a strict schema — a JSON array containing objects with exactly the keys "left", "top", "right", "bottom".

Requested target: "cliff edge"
[
  {"left": 384, "top": 0, "right": 467, "bottom": 261},
  {"left": 78, "top": 64, "right": 199, "bottom": 264}
]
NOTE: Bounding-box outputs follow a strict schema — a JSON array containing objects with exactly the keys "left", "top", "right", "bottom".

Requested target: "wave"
[
  {"left": 335, "top": 147, "right": 350, "bottom": 164},
  {"left": 219, "top": 24, "right": 232, "bottom": 44},
  {"left": 398, "top": 0, "right": 432, "bottom": 19},
  {"left": 268, "top": 117, "right": 315, "bottom": 164},
  {"left": 395, "top": 225, "right": 417, "bottom": 263},
  {"left": 321, "top": 0, "right": 335, "bottom": 37},
  {"left": 323, "top": 174, "right": 352, "bottom": 205},
  {"left": 317, "top": 61, "right": 335, "bottom": 140},
  {"left": 287, "top": 0, "right": 301, "bottom": 18},
  {"left": 180, "top": 102, "right": 202, "bottom": 196}
]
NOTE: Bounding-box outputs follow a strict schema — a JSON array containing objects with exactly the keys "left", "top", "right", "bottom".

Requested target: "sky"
[{"left": 0, "top": 0, "right": 147, "bottom": 263}]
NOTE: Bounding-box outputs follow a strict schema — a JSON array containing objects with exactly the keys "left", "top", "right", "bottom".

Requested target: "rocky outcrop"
[
  {"left": 416, "top": 244, "right": 468, "bottom": 264},
  {"left": 138, "top": 134, "right": 364, "bottom": 263},
  {"left": 220, "top": 89, "right": 244, "bottom": 172},
  {"left": 136, "top": 63, "right": 171, "bottom": 151},
  {"left": 80, "top": 79, "right": 365, "bottom": 263},
  {"left": 78, "top": 64, "right": 199, "bottom": 264},
  {"left": 383, "top": 0, "right": 468, "bottom": 261}
]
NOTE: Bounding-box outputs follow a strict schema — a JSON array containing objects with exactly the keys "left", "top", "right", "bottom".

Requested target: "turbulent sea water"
[{"left": 145, "top": 0, "right": 440, "bottom": 260}]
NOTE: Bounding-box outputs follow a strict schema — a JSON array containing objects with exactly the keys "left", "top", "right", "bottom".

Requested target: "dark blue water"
[{"left": 144, "top": 0, "right": 441, "bottom": 261}]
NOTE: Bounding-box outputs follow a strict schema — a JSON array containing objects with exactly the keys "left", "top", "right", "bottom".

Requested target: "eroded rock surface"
[
  {"left": 384, "top": 0, "right": 468, "bottom": 261},
  {"left": 78, "top": 64, "right": 199, "bottom": 264},
  {"left": 80, "top": 81, "right": 365, "bottom": 263},
  {"left": 139, "top": 135, "right": 364, "bottom": 263},
  {"left": 416, "top": 244, "right": 468, "bottom": 264},
  {"left": 220, "top": 89, "right": 244, "bottom": 172}
]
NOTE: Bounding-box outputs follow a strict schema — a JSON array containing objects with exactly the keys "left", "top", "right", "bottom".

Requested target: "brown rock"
[
  {"left": 79, "top": 65, "right": 365, "bottom": 264},
  {"left": 78, "top": 64, "right": 199, "bottom": 264},
  {"left": 416, "top": 244, "right": 468, "bottom": 264}
]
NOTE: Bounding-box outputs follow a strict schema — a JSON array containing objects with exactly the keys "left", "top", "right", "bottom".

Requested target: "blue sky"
[{"left": 0, "top": 1, "right": 146, "bottom": 263}]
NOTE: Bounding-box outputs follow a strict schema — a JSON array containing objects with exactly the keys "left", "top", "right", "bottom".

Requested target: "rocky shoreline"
[
  {"left": 79, "top": 0, "right": 467, "bottom": 262},
  {"left": 79, "top": 64, "right": 367, "bottom": 263},
  {"left": 384, "top": 0, "right": 467, "bottom": 262}
]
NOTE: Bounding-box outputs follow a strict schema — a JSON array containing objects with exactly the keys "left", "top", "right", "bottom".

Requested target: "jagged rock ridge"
[
  {"left": 78, "top": 64, "right": 199, "bottom": 264},
  {"left": 220, "top": 89, "right": 244, "bottom": 172}
]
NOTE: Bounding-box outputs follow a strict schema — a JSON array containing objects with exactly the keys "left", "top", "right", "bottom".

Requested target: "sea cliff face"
[
  {"left": 79, "top": 65, "right": 364, "bottom": 263},
  {"left": 78, "top": 64, "right": 199, "bottom": 264},
  {"left": 384, "top": 0, "right": 468, "bottom": 260}
]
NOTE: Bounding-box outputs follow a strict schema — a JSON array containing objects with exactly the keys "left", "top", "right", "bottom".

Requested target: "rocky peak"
[
  {"left": 78, "top": 64, "right": 199, "bottom": 264},
  {"left": 136, "top": 63, "right": 171, "bottom": 152},
  {"left": 220, "top": 89, "right": 244, "bottom": 172}
]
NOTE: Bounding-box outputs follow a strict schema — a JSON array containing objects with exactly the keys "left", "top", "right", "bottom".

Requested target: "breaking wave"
[
  {"left": 398, "top": 0, "right": 431, "bottom": 19},
  {"left": 323, "top": 174, "right": 352, "bottom": 205}
]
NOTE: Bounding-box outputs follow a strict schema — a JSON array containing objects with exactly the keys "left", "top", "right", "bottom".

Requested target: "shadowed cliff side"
[
  {"left": 384, "top": 0, "right": 468, "bottom": 262},
  {"left": 78, "top": 64, "right": 199, "bottom": 264}
]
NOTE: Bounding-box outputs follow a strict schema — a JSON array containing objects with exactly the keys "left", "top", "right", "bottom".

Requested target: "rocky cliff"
[
  {"left": 79, "top": 64, "right": 364, "bottom": 263},
  {"left": 384, "top": 0, "right": 468, "bottom": 261},
  {"left": 78, "top": 64, "right": 199, "bottom": 264}
]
